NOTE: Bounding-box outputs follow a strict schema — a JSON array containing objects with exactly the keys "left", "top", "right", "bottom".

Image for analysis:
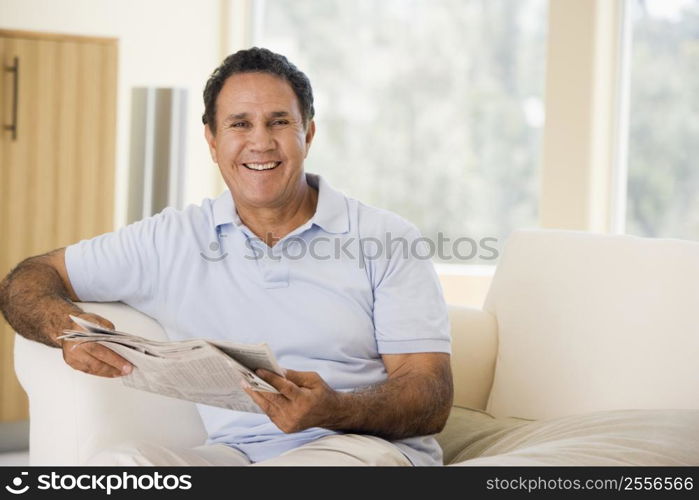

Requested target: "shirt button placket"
[{"left": 261, "top": 244, "right": 289, "bottom": 288}]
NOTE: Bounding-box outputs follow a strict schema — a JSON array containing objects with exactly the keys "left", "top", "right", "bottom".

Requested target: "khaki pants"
[{"left": 87, "top": 434, "right": 412, "bottom": 466}]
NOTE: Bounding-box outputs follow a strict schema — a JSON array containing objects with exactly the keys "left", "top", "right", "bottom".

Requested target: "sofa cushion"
[
  {"left": 438, "top": 407, "right": 699, "bottom": 465},
  {"left": 436, "top": 407, "right": 529, "bottom": 464},
  {"left": 483, "top": 230, "right": 699, "bottom": 420}
]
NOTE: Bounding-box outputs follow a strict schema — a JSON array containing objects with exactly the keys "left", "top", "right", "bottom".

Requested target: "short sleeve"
[
  {"left": 370, "top": 224, "right": 451, "bottom": 355},
  {"left": 65, "top": 215, "right": 161, "bottom": 305}
]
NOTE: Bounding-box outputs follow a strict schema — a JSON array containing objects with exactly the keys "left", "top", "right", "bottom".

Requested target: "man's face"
[{"left": 205, "top": 72, "right": 315, "bottom": 209}]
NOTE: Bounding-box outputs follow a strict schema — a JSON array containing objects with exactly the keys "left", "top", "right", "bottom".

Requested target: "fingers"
[
  {"left": 60, "top": 312, "right": 133, "bottom": 378},
  {"left": 74, "top": 312, "right": 116, "bottom": 331},
  {"left": 242, "top": 381, "right": 283, "bottom": 415},
  {"left": 255, "top": 369, "right": 301, "bottom": 398},
  {"left": 83, "top": 350, "right": 123, "bottom": 378},
  {"left": 281, "top": 369, "right": 318, "bottom": 387},
  {"left": 85, "top": 343, "right": 133, "bottom": 375},
  {"left": 62, "top": 340, "right": 131, "bottom": 378}
]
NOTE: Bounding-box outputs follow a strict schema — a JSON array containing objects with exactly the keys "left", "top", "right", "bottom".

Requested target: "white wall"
[{"left": 0, "top": 0, "right": 225, "bottom": 227}]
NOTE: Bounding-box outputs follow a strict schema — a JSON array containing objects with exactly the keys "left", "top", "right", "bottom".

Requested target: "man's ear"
[
  {"left": 304, "top": 120, "right": 316, "bottom": 157},
  {"left": 204, "top": 124, "right": 218, "bottom": 163}
]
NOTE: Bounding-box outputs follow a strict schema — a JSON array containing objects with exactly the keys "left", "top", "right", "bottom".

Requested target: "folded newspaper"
[{"left": 59, "top": 315, "right": 284, "bottom": 413}]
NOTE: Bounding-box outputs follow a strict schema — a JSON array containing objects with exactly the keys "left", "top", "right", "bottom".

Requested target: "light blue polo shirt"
[{"left": 65, "top": 173, "right": 451, "bottom": 466}]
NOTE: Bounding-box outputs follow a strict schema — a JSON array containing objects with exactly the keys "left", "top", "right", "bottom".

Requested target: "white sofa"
[{"left": 14, "top": 229, "right": 699, "bottom": 465}]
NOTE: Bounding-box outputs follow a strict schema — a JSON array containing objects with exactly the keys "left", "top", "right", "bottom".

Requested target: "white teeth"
[{"left": 244, "top": 162, "right": 279, "bottom": 171}]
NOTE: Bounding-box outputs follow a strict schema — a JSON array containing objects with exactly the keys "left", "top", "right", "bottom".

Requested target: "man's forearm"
[
  {"left": 327, "top": 367, "right": 453, "bottom": 440},
  {"left": 0, "top": 256, "right": 81, "bottom": 347}
]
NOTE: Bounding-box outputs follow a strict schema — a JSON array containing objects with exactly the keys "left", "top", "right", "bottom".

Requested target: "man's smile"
[{"left": 243, "top": 161, "right": 282, "bottom": 171}]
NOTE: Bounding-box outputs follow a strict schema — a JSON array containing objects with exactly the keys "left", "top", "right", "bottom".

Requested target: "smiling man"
[
  {"left": 204, "top": 70, "right": 318, "bottom": 247},
  {"left": 0, "top": 48, "right": 453, "bottom": 466}
]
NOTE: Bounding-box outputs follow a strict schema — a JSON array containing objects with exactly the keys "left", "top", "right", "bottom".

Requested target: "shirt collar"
[
  {"left": 211, "top": 173, "right": 349, "bottom": 234},
  {"left": 212, "top": 188, "right": 239, "bottom": 228}
]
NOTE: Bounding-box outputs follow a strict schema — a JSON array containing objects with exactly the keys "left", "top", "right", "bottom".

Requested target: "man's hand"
[
  {"left": 242, "top": 369, "right": 340, "bottom": 433},
  {"left": 60, "top": 313, "right": 133, "bottom": 378},
  {"left": 244, "top": 353, "right": 452, "bottom": 440}
]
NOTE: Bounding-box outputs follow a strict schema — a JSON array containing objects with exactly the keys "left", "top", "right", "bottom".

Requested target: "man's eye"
[
  {"left": 231, "top": 122, "right": 249, "bottom": 128},
  {"left": 271, "top": 119, "right": 289, "bottom": 126}
]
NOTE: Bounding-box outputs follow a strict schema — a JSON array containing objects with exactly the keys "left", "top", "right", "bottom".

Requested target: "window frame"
[{"left": 222, "top": 0, "right": 629, "bottom": 306}]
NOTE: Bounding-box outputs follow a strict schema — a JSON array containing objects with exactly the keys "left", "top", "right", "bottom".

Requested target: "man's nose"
[{"left": 248, "top": 125, "right": 275, "bottom": 152}]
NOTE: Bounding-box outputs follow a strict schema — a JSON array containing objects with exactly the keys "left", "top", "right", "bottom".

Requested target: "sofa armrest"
[
  {"left": 447, "top": 305, "right": 498, "bottom": 411},
  {"left": 14, "top": 302, "right": 207, "bottom": 465}
]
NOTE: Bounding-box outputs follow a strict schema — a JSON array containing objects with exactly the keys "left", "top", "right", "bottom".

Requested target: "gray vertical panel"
[
  {"left": 151, "top": 89, "right": 172, "bottom": 212},
  {"left": 141, "top": 88, "right": 156, "bottom": 219},
  {"left": 128, "top": 87, "right": 188, "bottom": 224},
  {"left": 169, "top": 88, "right": 187, "bottom": 210},
  {"left": 127, "top": 88, "right": 147, "bottom": 224}
]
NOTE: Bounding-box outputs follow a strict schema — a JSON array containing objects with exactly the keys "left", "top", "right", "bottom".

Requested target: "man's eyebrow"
[
  {"left": 222, "top": 111, "right": 291, "bottom": 123},
  {"left": 223, "top": 113, "right": 248, "bottom": 123}
]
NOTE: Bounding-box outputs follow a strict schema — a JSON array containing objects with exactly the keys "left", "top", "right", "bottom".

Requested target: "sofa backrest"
[{"left": 483, "top": 229, "right": 699, "bottom": 420}]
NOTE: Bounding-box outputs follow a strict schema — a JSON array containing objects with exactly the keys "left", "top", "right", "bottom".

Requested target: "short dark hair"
[{"left": 202, "top": 47, "right": 315, "bottom": 133}]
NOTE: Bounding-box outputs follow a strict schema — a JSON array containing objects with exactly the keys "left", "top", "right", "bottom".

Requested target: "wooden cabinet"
[{"left": 0, "top": 30, "right": 117, "bottom": 422}]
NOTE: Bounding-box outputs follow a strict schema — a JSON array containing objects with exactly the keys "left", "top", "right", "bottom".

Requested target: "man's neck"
[{"left": 235, "top": 180, "right": 318, "bottom": 247}]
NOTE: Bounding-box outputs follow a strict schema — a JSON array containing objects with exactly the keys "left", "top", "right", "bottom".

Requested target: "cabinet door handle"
[{"left": 4, "top": 56, "right": 19, "bottom": 141}]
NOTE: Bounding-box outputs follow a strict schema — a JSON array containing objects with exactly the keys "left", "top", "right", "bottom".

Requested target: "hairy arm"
[
  {"left": 333, "top": 353, "right": 453, "bottom": 438},
  {"left": 0, "top": 248, "right": 132, "bottom": 377},
  {"left": 246, "top": 352, "right": 453, "bottom": 440},
  {"left": 0, "top": 248, "right": 81, "bottom": 347}
]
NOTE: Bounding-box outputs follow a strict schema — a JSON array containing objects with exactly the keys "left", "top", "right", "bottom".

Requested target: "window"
[
  {"left": 253, "top": 0, "right": 549, "bottom": 264},
  {"left": 625, "top": 0, "right": 699, "bottom": 239}
]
